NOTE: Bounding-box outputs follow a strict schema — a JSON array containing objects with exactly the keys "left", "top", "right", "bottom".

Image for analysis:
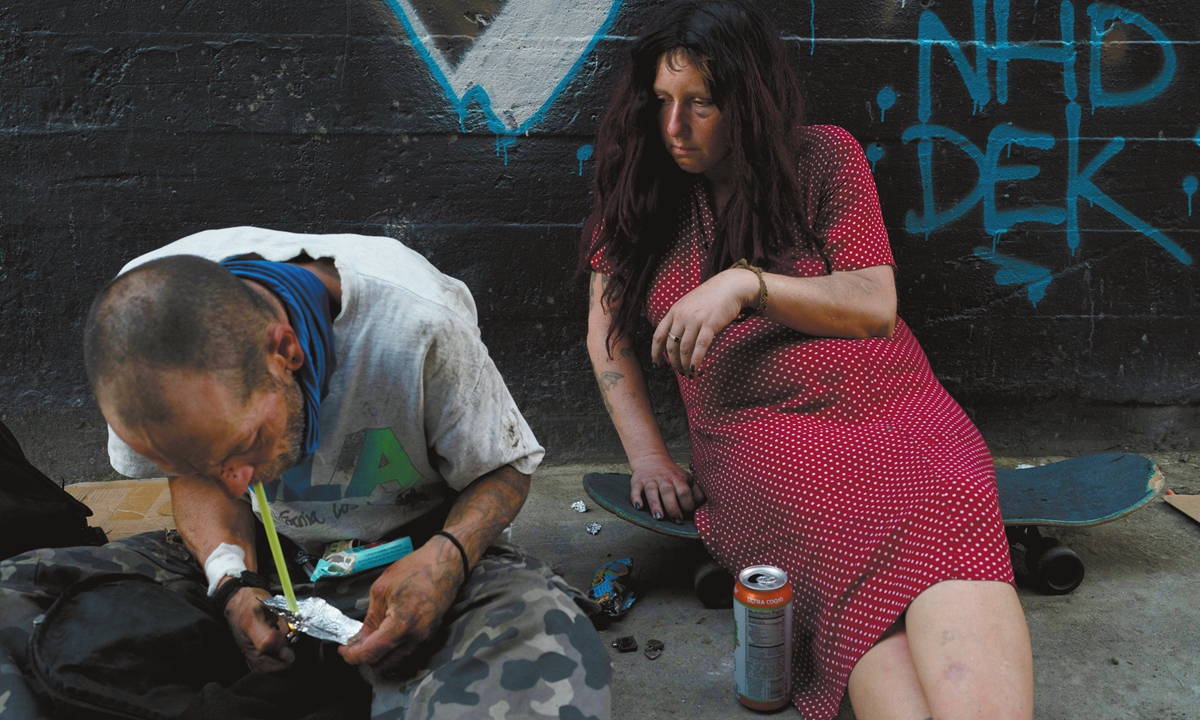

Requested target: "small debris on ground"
[
  {"left": 571, "top": 501, "right": 588, "bottom": 513},
  {"left": 1015, "top": 463, "right": 1035, "bottom": 469},
  {"left": 645, "top": 639, "right": 664, "bottom": 660},
  {"left": 589, "top": 558, "right": 637, "bottom": 618},
  {"left": 1181, "top": 453, "right": 1191, "bottom": 463},
  {"left": 613, "top": 636, "right": 638, "bottom": 653},
  {"left": 1110, "top": 657, "right": 1120, "bottom": 665},
  {"left": 585, "top": 522, "right": 602, "bottom": 535}
]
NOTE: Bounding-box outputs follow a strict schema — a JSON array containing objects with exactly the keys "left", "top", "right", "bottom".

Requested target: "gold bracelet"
[{"left": 729, "top": 259, "right": 768, "bottom": 314}]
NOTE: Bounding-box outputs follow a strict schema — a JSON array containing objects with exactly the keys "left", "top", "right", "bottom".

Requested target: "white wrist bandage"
[{"left": 204, "top": 543, "right": 248, "bottom": 596}]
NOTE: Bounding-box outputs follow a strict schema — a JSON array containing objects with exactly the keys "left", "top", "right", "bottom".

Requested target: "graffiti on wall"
[
  {"left": 884, "top": 0, "right": 1193, "bottom": 305},
  {"left": 381, "top": 0, "right": 1194, "bottom": 307},
  {"left": 381, "top": 0, "right": 622, "bottom": 163}
]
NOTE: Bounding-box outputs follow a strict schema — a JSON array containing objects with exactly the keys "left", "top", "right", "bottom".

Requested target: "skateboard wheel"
[
  {"left": 1026, "top": 538, "right": 1084, "bottom": 595},
  {"left": 693, "top": 559, "right": 734, "bottom": 609}
]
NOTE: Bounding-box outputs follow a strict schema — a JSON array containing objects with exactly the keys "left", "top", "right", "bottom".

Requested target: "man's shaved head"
[{"left": 84, "top": 255, "right": 277, "bottom": 428}]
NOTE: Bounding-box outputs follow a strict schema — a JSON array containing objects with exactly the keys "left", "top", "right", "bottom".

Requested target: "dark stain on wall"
[{"left": 1, "top": 0, "right": 1196, "bottom": 478}]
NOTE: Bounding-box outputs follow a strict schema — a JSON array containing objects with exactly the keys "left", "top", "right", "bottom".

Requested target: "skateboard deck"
[
  {"left": 583, "top": 453, "right": 1162, "bottom": 595},
  {"left": 995, "top": 453, "right": 1162, "bottom": 526},
  {"left": 583, "top": 472, "right": 699, "bottom": 539},
  {"left": 584, "top": 453, "right": 1162, "bottom": 539}
]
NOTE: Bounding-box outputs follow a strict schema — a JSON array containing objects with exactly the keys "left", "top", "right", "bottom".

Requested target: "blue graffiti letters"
[
  {"left": 1065, "top": 102, "right": 1191, "bottom": 263},
  {"left": 917, "top": 8, "right": 989, "bottom": 123},
  {"left": 908, "top": 0, "right": 1192, "bottom": 289},
  {"left": 903, "top": 124, "right": 985, "bottom": 237},
  {"left": 1087, "top": 5, "right": 1176, "bottom": 111},
  {"left": 902, "top": 123, "right": 1064, "bottom": 240},
  {"left": 984, "top": 125, "right": 1065, "bottom": 236}
]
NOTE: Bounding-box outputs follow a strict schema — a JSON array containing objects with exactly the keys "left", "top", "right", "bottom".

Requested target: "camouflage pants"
[
  {"left": 0, "top": 533, "right": 611, "bottom": 720},
  {"left": 363, "top": 544, "right": 611, "bottom": 720}
]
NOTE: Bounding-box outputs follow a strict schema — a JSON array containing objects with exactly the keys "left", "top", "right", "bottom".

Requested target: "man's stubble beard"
[{"left": 251, "top": 372, "right": 305, "bottom": 487}]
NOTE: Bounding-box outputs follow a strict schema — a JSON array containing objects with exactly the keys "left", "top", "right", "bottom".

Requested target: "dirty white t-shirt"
[{"left": 107, "top": 226, "right": 544, "bottom": 552}]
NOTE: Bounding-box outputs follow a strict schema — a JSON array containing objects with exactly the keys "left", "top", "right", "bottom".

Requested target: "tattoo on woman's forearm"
[
  {"left": 599, "top": 371, "right": 624, "bottom": 390},
  {"left": 619, "top": 346, "right": 634, "bottom": 359}
]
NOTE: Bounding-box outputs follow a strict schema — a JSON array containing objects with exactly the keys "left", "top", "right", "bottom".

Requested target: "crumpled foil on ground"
[
  {"left": 585, "top": 522, "right": 602, "bottom": 535},
  {"left": 261, "top": 596, "right": 363, "bottom": 645},
  {"left": 588, "top": 557, "right": 637, "bottom": 618},
  {"left": 571, "top": 501, "right": 588, "bottom": 513}
]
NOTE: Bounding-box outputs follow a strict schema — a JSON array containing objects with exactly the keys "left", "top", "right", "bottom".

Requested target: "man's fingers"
[
  {"left": 368, "top": 637, "right": 422, "bottom": 675},
  {"left": 341, "top": 615, "right": 411, "bottom": 667},
  {"left": 241, "top": 609, "right": 293, "bottom": 671},
  {"left": 692, "top": 481, "right": 707, "bottom": 505}
]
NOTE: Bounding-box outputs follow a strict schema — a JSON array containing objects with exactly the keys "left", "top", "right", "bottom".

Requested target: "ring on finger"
[{"left": 667, "top": 333, "right": 681, "bottom": 343}]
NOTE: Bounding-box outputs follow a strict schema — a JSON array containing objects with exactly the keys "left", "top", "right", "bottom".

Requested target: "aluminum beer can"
[{"left": 733, "top": 565, "right": 793, "bottom": 710}]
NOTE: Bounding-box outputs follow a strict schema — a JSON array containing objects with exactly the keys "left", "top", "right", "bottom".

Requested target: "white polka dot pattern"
[{"left": 592, "top": 126, "right": 1013, "bottom": 720}]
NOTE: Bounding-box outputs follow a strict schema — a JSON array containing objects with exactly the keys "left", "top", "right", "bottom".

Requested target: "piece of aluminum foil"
[
  {"left": 261, "top": 596, "right": 363, "bottom": 645},
  {"left": 585, "top": 522, "right": 602, "bottom": 535},
  {"left": 571, "top": 501, "right": 588, "bottom": 513}
]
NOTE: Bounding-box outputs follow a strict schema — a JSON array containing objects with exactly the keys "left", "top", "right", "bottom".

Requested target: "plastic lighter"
[{"left": 309, "top": 536, "right": 414, "bottom": 581}]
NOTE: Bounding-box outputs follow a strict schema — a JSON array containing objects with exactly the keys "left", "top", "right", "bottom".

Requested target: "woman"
[{"left": 580, "top": 2, "right": 1033, "bottom": 719}]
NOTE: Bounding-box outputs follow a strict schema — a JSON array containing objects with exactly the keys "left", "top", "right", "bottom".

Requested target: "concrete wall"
[{"left": 1, "top": 0, "right": 1197, "bottom": 479}]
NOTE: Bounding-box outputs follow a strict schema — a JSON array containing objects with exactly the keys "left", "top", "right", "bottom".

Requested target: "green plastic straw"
[{"left": 253, "top": 482, "right": 298, "bottom": 613}]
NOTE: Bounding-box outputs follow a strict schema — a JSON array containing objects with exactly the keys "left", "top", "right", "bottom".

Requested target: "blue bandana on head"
[{"left": 220, "top": 258, "right": 336, "bottom": 465}]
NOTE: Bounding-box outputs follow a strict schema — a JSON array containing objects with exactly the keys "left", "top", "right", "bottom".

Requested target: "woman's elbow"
[
  {"left": 860, "top": 294, "right": 897, "bottom": 339},
  {"left": 872, "top": 313, "right": 897, "bottom": 339}
]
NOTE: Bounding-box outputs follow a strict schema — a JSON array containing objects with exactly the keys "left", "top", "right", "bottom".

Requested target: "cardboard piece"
[
  {"left": 1164, "top": 494, "right": 1200, "bottom": 526},
  {"left": 65, "top": 478, "right": 174, "bottom": 540}
]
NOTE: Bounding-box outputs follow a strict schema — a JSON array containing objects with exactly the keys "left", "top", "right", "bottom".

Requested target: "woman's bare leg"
[
  {"left": 848, "top": 631, "right": 932, "bottom": 720},
  {"left": 848, "top": 579, "right": 1032, "bottom": 720},
  {"left": 905, "top": 579, "right": 1033, "bottom": 719}
]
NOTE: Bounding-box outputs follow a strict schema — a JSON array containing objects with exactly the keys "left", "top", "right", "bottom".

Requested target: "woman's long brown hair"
[{"left": 580, "top": 0, "right": 830, "bottom": 354}]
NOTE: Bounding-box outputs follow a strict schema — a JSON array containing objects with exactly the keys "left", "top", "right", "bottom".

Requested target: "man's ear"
[{"left": 266, "top": 323, "right": 305, "bottom": 372}]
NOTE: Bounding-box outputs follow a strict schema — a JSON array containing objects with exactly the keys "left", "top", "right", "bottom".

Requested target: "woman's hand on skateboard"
[{"left": 630, "top": 456, "right": 706, "bottom": 524}]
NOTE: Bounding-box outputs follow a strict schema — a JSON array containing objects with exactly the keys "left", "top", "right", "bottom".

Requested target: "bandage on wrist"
[{"left": 204, "top": 542, "right": 248, "bottom": 596}]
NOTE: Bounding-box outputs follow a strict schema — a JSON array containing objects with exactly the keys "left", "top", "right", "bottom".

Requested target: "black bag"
[
  {"left": 28, "top": 573, "right": 371, "bottom": 720},
  {"left": 28, "top": 573, "right": 246, "bottom": 720},
  {"left": 0, "top": 419, "right": 106, "bottom": 561}
]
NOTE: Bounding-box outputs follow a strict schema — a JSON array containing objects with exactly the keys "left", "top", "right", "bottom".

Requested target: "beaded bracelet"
[{"left": 730, "top": 259, "right": 768, "bottom": 314}]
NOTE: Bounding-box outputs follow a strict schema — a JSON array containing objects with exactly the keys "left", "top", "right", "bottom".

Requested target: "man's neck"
[{"left": 236, "top": 257, "right": 342, "bottom": 321}]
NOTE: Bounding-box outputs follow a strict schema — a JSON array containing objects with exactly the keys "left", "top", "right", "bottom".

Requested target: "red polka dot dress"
[{"left": 591, "top": 126, "right": 1014, "bottom": 720}]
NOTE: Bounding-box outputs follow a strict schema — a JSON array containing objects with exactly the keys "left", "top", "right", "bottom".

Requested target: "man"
[{"left": 6, "top": 226, "right": 611, "bottom": 719}]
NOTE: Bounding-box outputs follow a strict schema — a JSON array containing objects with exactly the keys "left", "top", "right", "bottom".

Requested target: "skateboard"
[{"left": 583, "top": 452, "right": 1163, "bottom": 600}]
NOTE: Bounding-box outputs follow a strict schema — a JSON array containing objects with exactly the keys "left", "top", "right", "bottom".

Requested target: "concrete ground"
[{"left": 514, "top": 456, "right": 1200, "bottom": 720}]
